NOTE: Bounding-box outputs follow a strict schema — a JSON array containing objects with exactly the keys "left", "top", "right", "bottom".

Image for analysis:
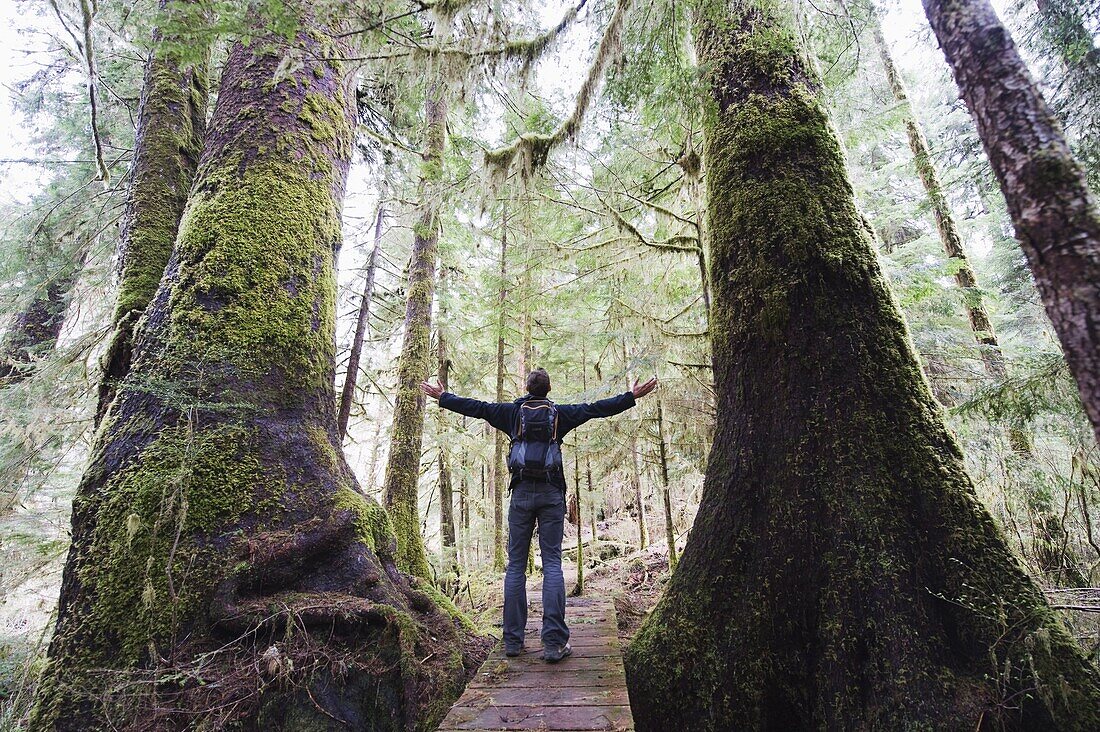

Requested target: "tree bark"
[
  {"left": 459, "top": 447, "right": 469, "bottom": 567},
  {"left": 30, "top": 14, "right": 486, "bottom": 731},
  {"left": 0, "top": 242, "right": 85, "bottom": 386},
  {"left": 571, "top": 452, "right": 584, "bottom": 596},
  {"left": 922, "top": 0, "right": 1100, "bottom": 448},
  {"left": 337, "top": 180, "right": 386, "bottom": 439},
  {"left": 96, "top": 2, "right": 207, "bottom": 425},
  {"left": 870, "top": 2, "right": 1032, "bottom": 455},
  {"left": 623, "top": 340, "right": 648, "bottom": 550},
  {"left": 437, "top": 270, "right": 457, "bottom": 585},
  {"left": 492, "top": 210, "right": 509, "bottom": 572},
  {"left": 588, "top": 463, "right": 597, "bottom": 554},
  {"left": 870, "top": 8, "right": 1008, "bottom": 380},
  {"left": 628, "top": 437, "right": 648, "bottom": 550},
  {"left": 656, "top": 396, "right": 677, "bottom": 571},
  {"left": 624, "top": 2, "right": 1100, "bottom": 729},
  {"left": 382, "top": 73, "right": 448, "bottom": 580},
  {"left": 1033, "top": 0, "right": 1100, "bottom": 187}
]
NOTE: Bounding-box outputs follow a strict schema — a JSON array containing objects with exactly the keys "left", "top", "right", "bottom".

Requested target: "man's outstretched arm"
[
  {"left": 420, "top": 381, "right": 515, "bottom": 434},
  {"left": 557, "top": 377, "right": 658, "bottom": 434}
]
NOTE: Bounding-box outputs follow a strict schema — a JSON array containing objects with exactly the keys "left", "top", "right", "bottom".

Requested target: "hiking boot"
[
  {"left": 542, "top": 643, "right": 572, "bottom": 663},
  {"left": 504, "top": 643, "right": 524, "bottom": 657}
]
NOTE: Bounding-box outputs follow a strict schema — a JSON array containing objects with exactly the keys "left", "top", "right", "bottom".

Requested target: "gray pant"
[{"left": 503, "top": 480, "right": 568, "bottom": 649}]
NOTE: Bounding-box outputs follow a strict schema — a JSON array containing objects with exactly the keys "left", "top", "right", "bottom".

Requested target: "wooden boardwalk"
[{"left": 438, "top": 597, "right": 634, "bottom": 731}]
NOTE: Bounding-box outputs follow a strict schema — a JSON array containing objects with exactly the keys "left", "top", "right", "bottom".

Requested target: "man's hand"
[
  {"left": 419, "top": 381, "right": 444, "bottom": 400},
  {"left": 632, "top": 377, "right": 658, "bottom": 399}
]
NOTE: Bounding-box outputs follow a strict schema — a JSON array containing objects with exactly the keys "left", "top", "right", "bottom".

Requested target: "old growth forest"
[{"left": 2, "top": 0, "right": 1100, "bottom": 729}]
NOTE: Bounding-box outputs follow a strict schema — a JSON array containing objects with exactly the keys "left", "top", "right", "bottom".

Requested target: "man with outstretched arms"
[{"left": 420, "top": 368, "right": 657, "bottom": 662}]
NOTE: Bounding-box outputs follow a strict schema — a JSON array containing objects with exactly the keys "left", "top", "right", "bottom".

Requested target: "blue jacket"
[{"left": 438, "top": 390, "right": 637, "bottom": 491}]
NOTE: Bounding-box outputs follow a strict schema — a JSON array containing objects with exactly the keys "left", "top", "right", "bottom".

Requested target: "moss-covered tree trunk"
[
  {"left": 436, "top": 271, "right": 458, "bottom": 588},
  {"left": 656, "top": 396, "right": 677, "bottom": 571},
  {"left": 624, "top": 2, "right": 1100, "bottom": 729},
  {"left": 491, "top": 211, "right": 509, "bottom": 572},
  {"left": 623, "top": 341, "right": 648, "bottom": 550},
  {"left": 30, "top": 14, "right": 485, "bottom": 731},
  {"left": 382, "top": 75, "right": 447, "bottom": 580},
  {"left": 922, "top": 0, "right": 1100, "bottom": 448},
  {"left": 871, "top": 7, "right": 1008, "bottom": 384},
  {"left": 0, "top": 241, "right": 85, "bottom": 386},
  {"left": 571, "top": 452, "right": 584, "bottom": 595},
  {"left": 870, "top": 2, "right": 1034, "bottom": 460},
  {"left": 337, "top": 180, "right": 386, "bottom": 439},
  {"left": 95, "top": 2, "right": 207, "bottom": 425},
  {"left": 1034, "top": 0, "right": 1100, "bottom": 187}
]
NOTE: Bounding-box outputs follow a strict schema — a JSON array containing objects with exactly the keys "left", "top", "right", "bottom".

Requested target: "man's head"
[{"left": 526, "top": 368, "right": 551, "bottom": 398}]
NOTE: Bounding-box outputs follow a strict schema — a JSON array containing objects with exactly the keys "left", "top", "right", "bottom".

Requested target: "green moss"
[
  {"left": 300, "top": 92, "right": 345, "bottom": 144},
  {"left": 333, "top": 486, "right": 394, "bottom": 559},
  {"left": 169, "top": 156, "right": 340, "bottom": 398},
  {"left": 77, "top": 424, "right": 267, "bottom": 664},
  {"left": 409, "top": 576, "right": 479, "bottom": 634},
  {"left": 626, "top": 2, "right": 1100, "bottom": 730},
  {"left": 112, "top": 54, "right": 207, "bottom": 324}
]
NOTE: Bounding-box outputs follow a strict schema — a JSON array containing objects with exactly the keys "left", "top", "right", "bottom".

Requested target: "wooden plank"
[
  {"left": 468, "top": 667, "right": 626, "bottom": 689},
  {"left": 454, "top": 686, "right": 630, "bottom": 708},
  {"left": 438, "top": 704, "right": 634, "bottom": 730},
  {"left": 444, "top": 597, "right": 635, "bottom": 730},
  {"left": 486, "top": 642, "right": 621, "bottom": 660},
  {"left": 487, "top": 653, "right": 620, "bottom": 663},
  {"left": 471, "top": 659, "right": 624, "bottom": 677},
  {"left": 523, "top": 626, "right": 615, "bottom": 636}
]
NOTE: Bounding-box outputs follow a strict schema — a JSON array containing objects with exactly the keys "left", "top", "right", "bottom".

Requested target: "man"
[{"left": 420, "top": 368, "right": 658, "bottom": 662}]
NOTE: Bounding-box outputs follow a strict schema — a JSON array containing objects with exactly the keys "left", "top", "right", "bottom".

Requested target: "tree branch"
[
  {"left": 484, "top": 0, "right": 633, "bottom": 177},
  {"left": 77, "top": 0, "right": 110, "bottom": 185}
]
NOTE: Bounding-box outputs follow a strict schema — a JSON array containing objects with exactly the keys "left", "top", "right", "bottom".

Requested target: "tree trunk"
[
  {"left": 870, "top": 3, "right": 1032, "bottom": 455},
  {"left": 656, "top": 396, "right": 677, "bottom": 572},
  {"left": 624, "top": 2, "right": 1100, "bottom": 729},
  {"left": 337, "top": 180, "right": 386, "bottom": 439},
  {"left": 480, "top": 459, "right": 487, "bottom": 564},
  {"left": 623, "top": 341, "right": 648, "bottom": 550},
  {"left": 437, "top": 271, "right": 457, "bottom": 586},
  {"left": 870, "top": 8, "right": 1006, "bottom": 380},
  {"left": 0, "top": 243, "right": 86, "bottom": 385},
  {"left": 382, "top": 73, "right": 448, "bottom": 580},
  {"left": 96, "top": 1, "right": 207, "bottom": 424},
  {"left": 492, "top": 211, "right": 509, "bottom": 572},
  {"left": 30, "top": 15, "right": 486, "bottom": 731},
  {"left": 588, "top": 461, "right": 597, "bottom": 549},
  {"left": 922, "top": 0, "right": 1100, "bottom": 448},
  {"left": 571, "top": 452, "right": 584, "bottom": 596},
  {"left": 1033, "top": 0, "right": 1100, "bottom": 187},
  {"left": 696, "top": 244, "right": 711, "bottom": 332},
  {"left": 629, "top": 438, "right": 648, "bottom": 550},
  {"left": 459, "top": 448, "right": 468, "bottom": 567}
]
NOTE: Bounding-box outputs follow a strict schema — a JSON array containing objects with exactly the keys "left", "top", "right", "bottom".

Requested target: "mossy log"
[
  {"left": 624, "top": 2, "right": 1100, "bottom": 730},
  {"left": 30, "top": 12, "right": 487, "bottom": 731}
]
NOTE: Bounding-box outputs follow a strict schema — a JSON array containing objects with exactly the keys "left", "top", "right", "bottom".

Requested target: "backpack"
[{"left": 507, "top": 399, "right": 563, "bottom": 479}]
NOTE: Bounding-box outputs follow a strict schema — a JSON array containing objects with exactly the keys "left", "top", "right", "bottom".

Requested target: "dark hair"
[{"left": 526, "top": 368, "right": 551, "bottom": 397}]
